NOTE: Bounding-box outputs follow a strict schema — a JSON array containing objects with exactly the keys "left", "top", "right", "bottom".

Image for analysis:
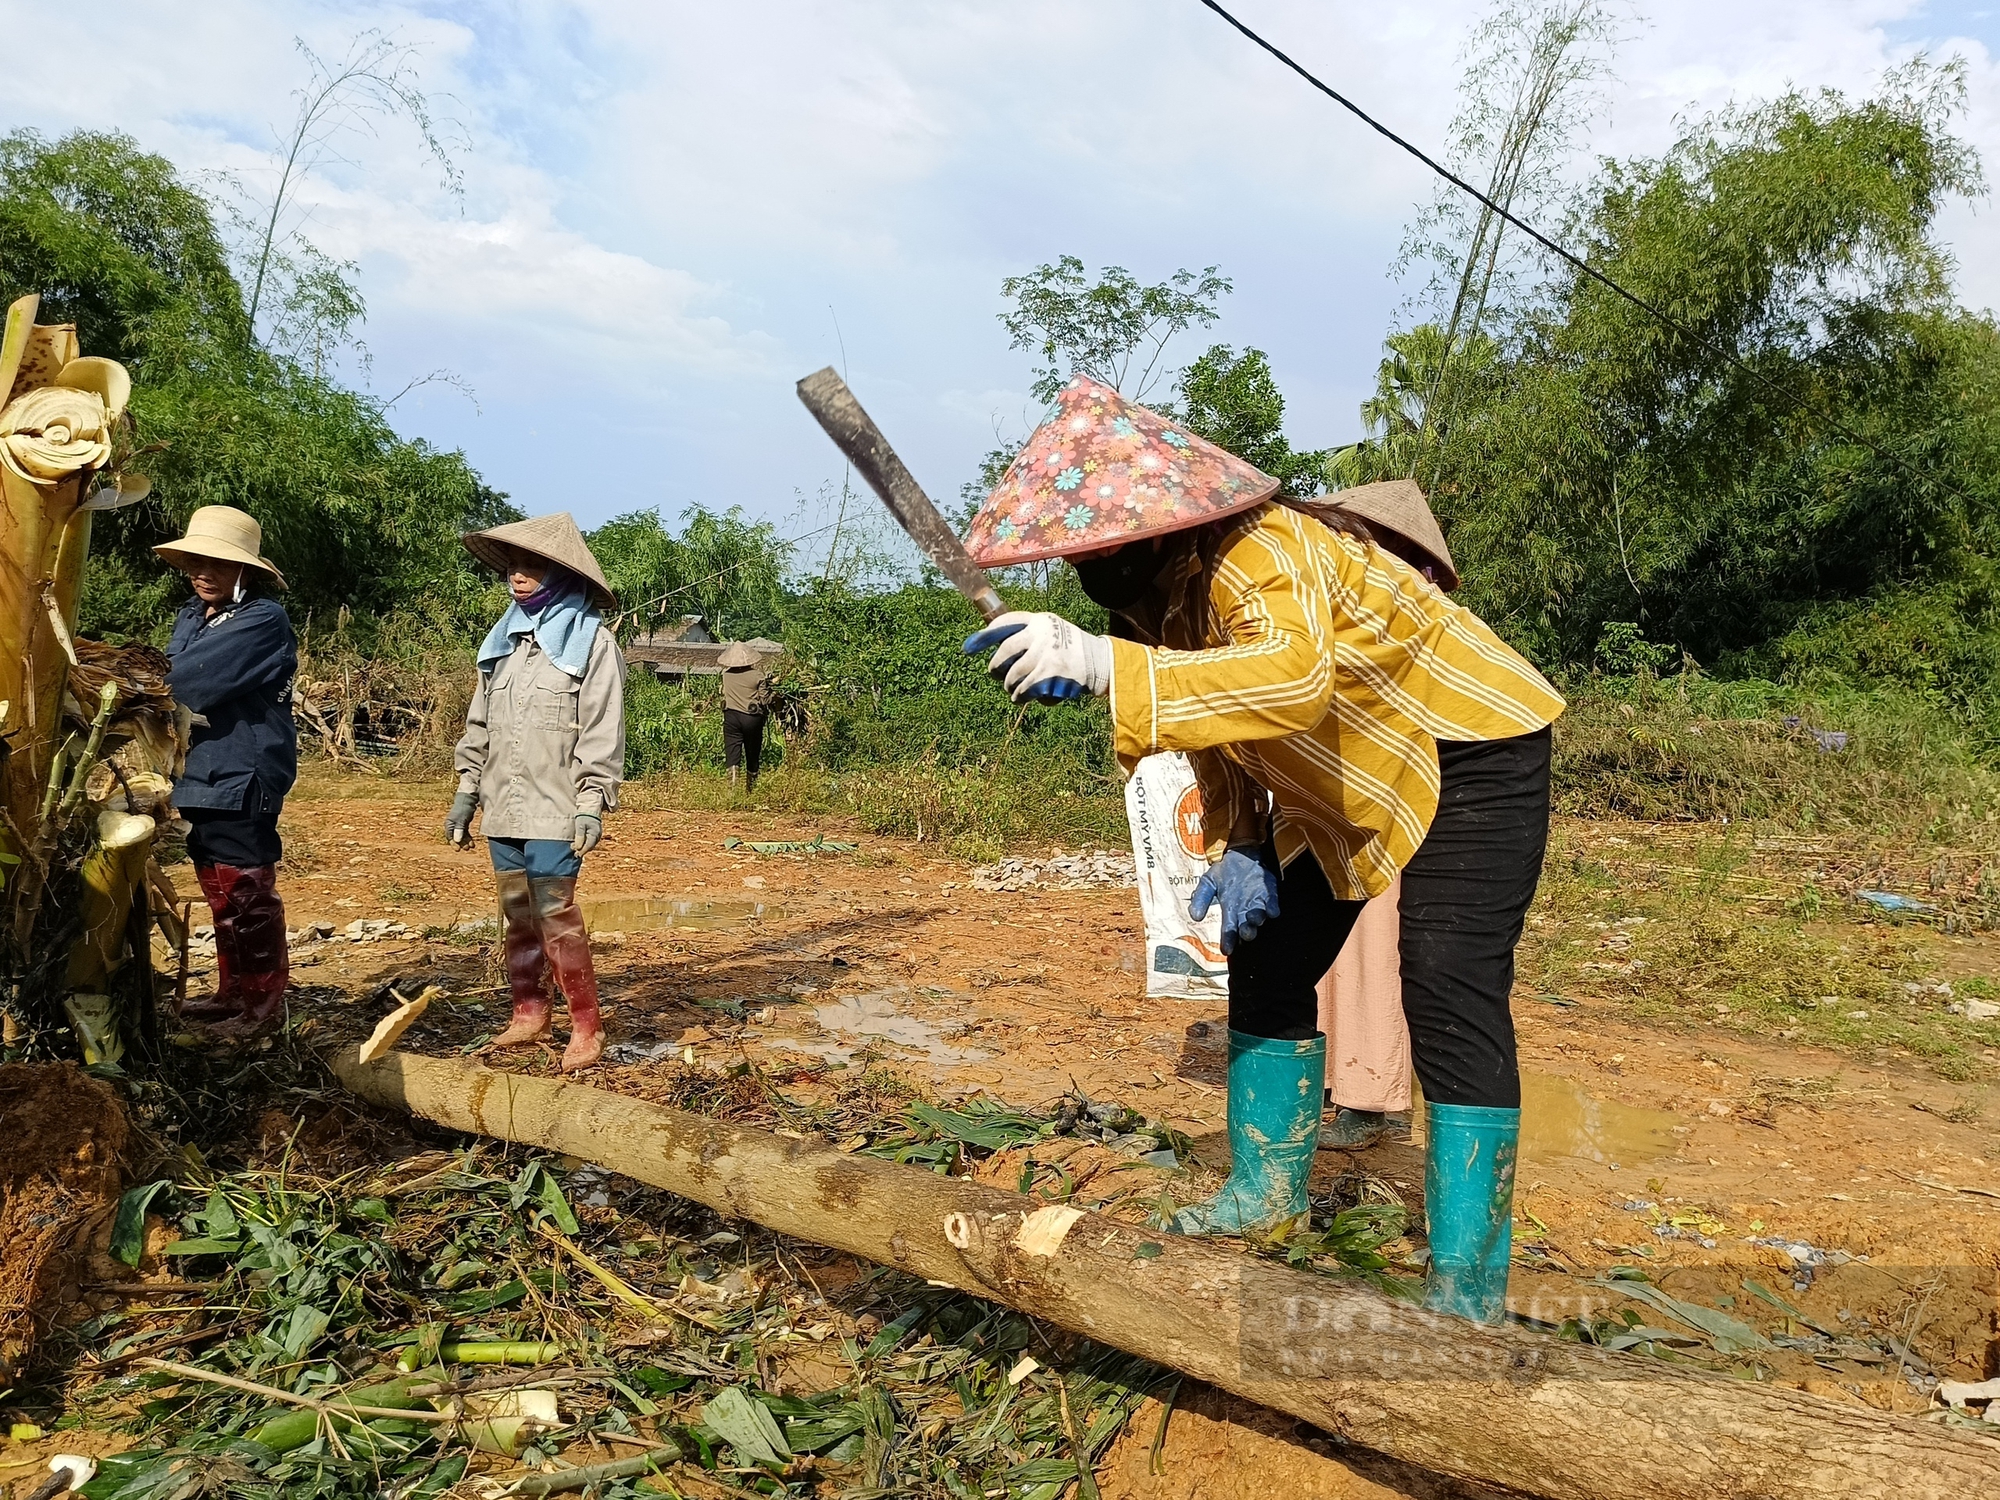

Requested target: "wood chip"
[
  {"left": 358, "top": 986, "right": 440, "bottom": 1064},
  {"left": 1012, "top": 1205, "right": 1085, "bottom": 1258}
]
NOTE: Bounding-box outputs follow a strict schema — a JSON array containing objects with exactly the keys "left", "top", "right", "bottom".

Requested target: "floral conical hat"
[{"left": 964, "top": 377, "right": 1280, "bottom": 566}]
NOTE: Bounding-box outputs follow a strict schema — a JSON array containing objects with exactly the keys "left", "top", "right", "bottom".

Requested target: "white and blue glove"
[
  {"left": 963, "top": 611, "right": 1113, "bottom": 704},
  {"left": 445, "top": 791, "right": 478, "bottom": 846},
  {"left": 1189, "top": 845, "right": 1282, "bottom": 955}
]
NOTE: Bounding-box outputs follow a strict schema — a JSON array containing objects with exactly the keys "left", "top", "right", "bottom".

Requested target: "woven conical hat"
[
  {"left": 155, "top": 505, "right": 287, "bottom": 588},
  {"left": 1323, "top": 478, "right": 1458, "bottom": 590},
  {"left": 717, "top": 642, "right": 761, "bottom": 668},
  {"left": 965, "top": 377, "right": 1280, "bottom": 566},
  {"left": 464, "top": 512, "right": 616, "bottom": 610}
]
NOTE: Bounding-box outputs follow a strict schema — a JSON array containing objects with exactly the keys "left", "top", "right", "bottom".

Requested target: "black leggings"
[
  {"left": 1227, "top": 727, "right": 1551, "bottom": 1108},
  {"left": 184, "top": 810, "right": 284, "bottom": 868},
  {"left": 723, "top": 709, "right": 767, "bottom": 783}
]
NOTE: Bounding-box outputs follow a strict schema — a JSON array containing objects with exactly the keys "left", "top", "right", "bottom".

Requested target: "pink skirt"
[{"left": 1316, "top": 874, "right": 1412, "bottom": 1111}]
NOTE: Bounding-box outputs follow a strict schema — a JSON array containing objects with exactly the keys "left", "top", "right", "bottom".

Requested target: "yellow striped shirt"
[{"left": 1108, "top": 502, "right": 1565, "bottom": 899}]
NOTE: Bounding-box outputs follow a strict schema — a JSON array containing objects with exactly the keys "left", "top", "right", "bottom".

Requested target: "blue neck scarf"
[{"left": 477, "top": 569, "right": 603, "bottom": 679}]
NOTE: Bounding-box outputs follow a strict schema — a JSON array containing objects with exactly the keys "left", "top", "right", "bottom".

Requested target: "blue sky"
[{"left": 13, "top": 1, "right": 2000, "bottom": 549}]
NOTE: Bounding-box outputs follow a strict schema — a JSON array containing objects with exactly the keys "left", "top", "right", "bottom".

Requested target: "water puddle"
[
  {"left": 767, "top": 988, "right": 991, "bottom": 1066},
  {"left": 582, "top": 897, "right": 777, "bottom": 932},
  {"left": 1416, "top": 1071, "right": 1678, "bottom": 1166}
]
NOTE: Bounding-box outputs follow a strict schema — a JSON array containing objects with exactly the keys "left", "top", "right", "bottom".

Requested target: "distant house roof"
[
  {"left": 624, "top": 634, "right": 783, "bottom": 676},
  {"left": 634, "top": 613, "right": 714, "bottom": 644}
]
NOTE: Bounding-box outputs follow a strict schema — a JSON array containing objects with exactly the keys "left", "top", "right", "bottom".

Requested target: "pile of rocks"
[
  {"left": 287, "top": 918, "right": 414, "bottom": 947},
  {"left": 971, "top": 848, "right": 1136, "bottom": 892}
]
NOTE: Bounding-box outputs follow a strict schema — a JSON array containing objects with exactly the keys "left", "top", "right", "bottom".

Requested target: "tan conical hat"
[
  {"left": 464, "top": 511, "right": 616, "bottom": 610},
  {"left": 717, "top": 642, "right": 762, "bottom": 669},
  {"left": 1324, "top": 479, "right": 1458, "bottom": 590},
  {"left": 155, "top": 505, "right": 287, "bottom": 589}
]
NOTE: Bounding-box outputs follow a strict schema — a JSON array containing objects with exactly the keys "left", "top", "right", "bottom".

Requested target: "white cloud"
[{"left": 6, "top": 0, "right": 2000, "bottom": 520}]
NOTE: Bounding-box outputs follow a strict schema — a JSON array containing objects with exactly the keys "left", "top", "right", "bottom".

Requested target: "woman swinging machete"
[
  {"left": 446, "top": 513, "right": 627, "bottom": 1072},
  {"left": 960, "top": 378, "right": 1564, "bottom": 1324}
]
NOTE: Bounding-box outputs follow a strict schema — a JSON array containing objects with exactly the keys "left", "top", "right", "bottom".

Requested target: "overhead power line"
[{"left": 1194, "top": 0, "right": 1954, "bottom": 500}]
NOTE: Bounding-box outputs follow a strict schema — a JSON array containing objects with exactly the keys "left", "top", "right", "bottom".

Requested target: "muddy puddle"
[
  {"left": 582, "top": 896, "right": 777, "bottom": 931},
  {"left": 1415, "top": 1071, "right": 1679, "bottom": 1167},
  {"left": 768, "top": 989, "right": 992, "bottom": 1066}
]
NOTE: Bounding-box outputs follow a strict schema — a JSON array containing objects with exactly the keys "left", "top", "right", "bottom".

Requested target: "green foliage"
[
  {"left": 1175, "top": 345, "right": 1327, "bottom": 497},
  {"left": 1376, "top": 64, "right": 1996, "bottom": 685},
  {"left": 1593, "top": 621, "right": 1675, "bottom": 678},
  {"left": 1326, "top": 325, "right": 1502, "bottom": 488},
  {"left": 590, "top": 505, "right": 790, "bottom": 637},
  {"left": 1550, "top": 668, "right": 2000, "bottom": 839},
  {"left": 1762, "top": 566, "right": 2000, "bottom": 745},
  {"left": 998, "top": 255, "right": 1229, "bottom": 405},
  {"left": 0, "top": 127, "right": 507, "bottom": 642},
  {"left": 106, "top": 366, "right": 508, "bottom": 636},
  {"left": 781, "top": 575, "right": 1109, "bottom": 770},
  {"left": 622, "top": 671, "right": 728, "bottom": 781},
  {"left": 0, "top": 128, "right": 247, "bottom": 364}
]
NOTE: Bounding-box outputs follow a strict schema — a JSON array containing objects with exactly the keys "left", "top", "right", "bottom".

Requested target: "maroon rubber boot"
[
  {"left": 489, "top": 869, "right": 553, "bottom": 1047},
  {"left": 531, "top": 876, "right": 602, "bottom": 1072},
  {"left": 182, "top": 864, "right": 242, "bottom": 1020},
  {"left": 200, "top": 864, "right": 289, "bottom": 1039}
]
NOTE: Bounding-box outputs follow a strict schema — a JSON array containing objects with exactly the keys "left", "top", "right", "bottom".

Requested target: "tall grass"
[
  {"left": 1551, "top": 670, "right": 2000, "bottom": 844},
  {"left": 306, "top": 616, "right": 2000, "bottom": 856}
]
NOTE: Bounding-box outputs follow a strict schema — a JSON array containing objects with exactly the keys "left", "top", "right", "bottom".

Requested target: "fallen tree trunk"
[{"left": 333, "top": 1047, "right": 2000, "bottom": 1500}]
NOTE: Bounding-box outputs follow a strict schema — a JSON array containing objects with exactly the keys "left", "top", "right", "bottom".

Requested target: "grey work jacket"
[{"left": 455, "top": 627, "right": 626, "bottom": 840}]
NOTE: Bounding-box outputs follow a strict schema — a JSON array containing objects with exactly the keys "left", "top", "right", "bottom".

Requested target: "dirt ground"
[
  {"left": 150, "top": 764, "right": 2000, "bottom": 1496},
  {"left": 0, "top": 1065, "right": 127, "bottom": 1385}
]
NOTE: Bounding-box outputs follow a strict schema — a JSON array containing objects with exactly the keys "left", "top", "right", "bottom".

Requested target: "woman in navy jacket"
[{"left": 157, "top": 507, "right": 298, "bottom": 1037}]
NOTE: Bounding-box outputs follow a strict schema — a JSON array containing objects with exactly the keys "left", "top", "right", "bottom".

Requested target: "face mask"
[{"left": 1073, "top": 544, "right": 1171, "bottom": 612}]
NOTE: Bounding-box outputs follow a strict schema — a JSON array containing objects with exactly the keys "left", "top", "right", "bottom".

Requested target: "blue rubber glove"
[
  {"left": 963, "top": 612, "right": 1112, "bottom": 705},
  {"left": 1188, "top": 846, "right": 1282, "bottom": 956}
]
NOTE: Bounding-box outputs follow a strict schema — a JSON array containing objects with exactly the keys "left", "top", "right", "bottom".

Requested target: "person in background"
[
  {"left": 446, "top": 513, "right": 626, "bottom": 1073},
  {"left": 718, "top": 641, "right": 773, "bottom": 795},
  {"left": 1314, "top": 875, "right": 1413, "bottom": 1147},
  {"left": 157, "top": 506, "right": 298, "bottom": 1039},
  {"left": 1314, "top": 482, "right": 1461, "bottom": 1150}
]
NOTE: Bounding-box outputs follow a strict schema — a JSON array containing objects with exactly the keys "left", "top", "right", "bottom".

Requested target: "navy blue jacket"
[{"left": 166, "top": 594, "right": 299, "bottom": 814}]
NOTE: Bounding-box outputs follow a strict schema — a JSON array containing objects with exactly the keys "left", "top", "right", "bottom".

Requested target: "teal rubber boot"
[
  {"left": 1421, "top": 1102, "right": 1520, "bottom": 1322},
  {"left": 1171, "top": 1032, "right": 1325, "bottom": 1236}
]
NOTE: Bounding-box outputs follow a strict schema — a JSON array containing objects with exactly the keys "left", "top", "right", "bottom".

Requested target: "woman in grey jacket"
[{"left": 447, "top": 513, "right": 626, "bottom": 1071}]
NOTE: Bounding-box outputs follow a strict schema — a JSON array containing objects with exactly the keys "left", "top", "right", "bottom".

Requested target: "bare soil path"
[{"left": 180, "top": 765, "right": 2000, "bottom": 1496}]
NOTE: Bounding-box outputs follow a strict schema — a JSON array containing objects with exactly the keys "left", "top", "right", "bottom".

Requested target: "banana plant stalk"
[{"left": 54, "top": 682, "right": 119, "bottom": 823}]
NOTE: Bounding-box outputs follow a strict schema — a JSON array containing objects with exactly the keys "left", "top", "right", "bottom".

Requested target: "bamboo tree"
[
  {"left": 239, "top": 30, "right": 464, "bottom": 346},
  {"left": 1399, "top": 1, "right": 1628, "bottom": 473}
]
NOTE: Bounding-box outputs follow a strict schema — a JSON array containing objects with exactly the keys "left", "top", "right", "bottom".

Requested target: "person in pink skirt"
[{"left": 1314, "top": 482, "right": 1461, "bottom": 1149}]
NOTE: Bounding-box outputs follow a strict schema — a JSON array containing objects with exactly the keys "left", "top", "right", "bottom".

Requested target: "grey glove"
[
  {"left": 445, "top": 791, "right": 478, "bottom": 846},
  {"left": 572, "top": 812, "right": 602, "bottom": 855}
]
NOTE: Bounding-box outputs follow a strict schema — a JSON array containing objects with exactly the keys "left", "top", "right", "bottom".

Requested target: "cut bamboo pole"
[{"left": 332, "top": 1047, "right": 2000, "bottom": 1500}]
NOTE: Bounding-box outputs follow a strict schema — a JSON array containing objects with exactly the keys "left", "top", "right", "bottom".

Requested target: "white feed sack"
[{"left": 1124, "top": 752, "right": 1227, "bottom": 1000}]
